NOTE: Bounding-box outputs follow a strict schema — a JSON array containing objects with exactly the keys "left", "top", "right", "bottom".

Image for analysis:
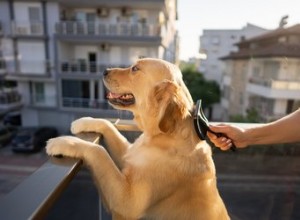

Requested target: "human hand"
[{"left": 207, "top": 124, "right": 248, "bottom": 151}]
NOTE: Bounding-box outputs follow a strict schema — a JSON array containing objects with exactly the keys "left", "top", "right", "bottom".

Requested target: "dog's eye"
[{"left": 131, "top": 66, "right": 139, "bottom": 72}]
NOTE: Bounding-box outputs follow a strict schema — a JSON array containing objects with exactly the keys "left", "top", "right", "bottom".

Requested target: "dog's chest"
[{"left": 124, "top": 144, "right": 162, "bottom": 168}]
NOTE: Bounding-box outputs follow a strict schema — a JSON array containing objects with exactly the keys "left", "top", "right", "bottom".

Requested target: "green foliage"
[
  {"left": 230, "top": 108, "right": 260, "bottom": 123},
  {"left": 180, "top": 63, "right": 220, "bottom": 108}
]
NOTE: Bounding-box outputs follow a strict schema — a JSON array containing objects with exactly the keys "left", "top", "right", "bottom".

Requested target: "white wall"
[
  {"left": 274, "top": 99, "right": 287, "bottom": 115},
  {"left": 74, "top": 45, "right": 97, "bottom": 60}
]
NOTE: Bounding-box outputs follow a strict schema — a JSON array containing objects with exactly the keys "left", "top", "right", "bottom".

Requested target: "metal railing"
[
  {"left": 3, "top": 121, "right": 298, "bottom": 219},
  {"left": 0, "top": 119, "right": 139, "bottom": 220},
  {"left": 55, "top": 21, "right": 160, "bottom": 37},
  {"left": 59, "top": 61, "right": 127, "bottom": 74},
  {"left": 249, "top": 77, "right": 300, "bottom": 90},
  {"left": 11, "top": 21, "right": 44, "bottom": 36},
  {"left": 3, "top": 60, "right": 51, "bottom": 75},
  {"left": 62, "top": 98, "right": 112, "bottom": 109}
]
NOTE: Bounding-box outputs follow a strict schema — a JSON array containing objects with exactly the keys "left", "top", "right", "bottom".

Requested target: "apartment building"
[
  {"left": 0, "top": 0, "right": 179, "bottom": 132},
  {"left": 199, "top": 23, "right": 268, "bottom": 84},
  {"left": 198, "top": 23, "right": 267, "bottom": 120},
  {"left": 221, "top": 24, "right": 300, "bottom": 122}
]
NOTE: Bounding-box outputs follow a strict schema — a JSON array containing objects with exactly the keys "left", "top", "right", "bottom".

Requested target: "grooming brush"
[{"left": 193, "top": 99, "right": 236, "bottom": 152}]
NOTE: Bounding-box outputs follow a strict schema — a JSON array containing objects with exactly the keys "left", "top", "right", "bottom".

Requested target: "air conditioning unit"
[
  {"left": 31, "top": 23, "right": 43, "bottom": 35},
  {"left": 121, "top": 7, "right": 132, "bottom": 17},
  {"left": 17, "top": 27, "right": 28, "bottom": 35},
  {"left": 100, "top": 43, "right": 110, "bottom": 51},
  {"left": 97, "top": 8, "right": 109, "bottom": 17}
]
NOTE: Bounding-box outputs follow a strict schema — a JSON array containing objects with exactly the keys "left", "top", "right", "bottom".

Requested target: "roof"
[
  {"left": 237, "top": 24, "right": 300, "bottom": 45},
  {"left": 221, "top": 24, "right": 300, "bottom": 60}
]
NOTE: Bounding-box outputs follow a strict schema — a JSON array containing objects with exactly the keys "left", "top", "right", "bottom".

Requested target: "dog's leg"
[
  {"left": 71, "top": 117, "right": 130, "bottom": 168},
  {"left": 46, "top": 136, "right": 149, "bottom": 219}
]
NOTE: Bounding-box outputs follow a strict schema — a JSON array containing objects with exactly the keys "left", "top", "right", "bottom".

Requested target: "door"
[{"left": 88, "top": 52, "right": 97, "bottom": 73}]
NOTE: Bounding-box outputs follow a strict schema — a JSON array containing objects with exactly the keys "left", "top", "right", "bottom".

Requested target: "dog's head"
[{"left": 103, "top": 58, "right": 194, "bottom": 134}]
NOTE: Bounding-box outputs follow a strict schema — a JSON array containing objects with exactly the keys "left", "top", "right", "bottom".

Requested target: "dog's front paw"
[
  {"left": 71, "top": 117, "right": 109, "bottom": 135},
  {"left": 46, "top": 136, "right": 86, "bottom": 158},
  {"left": 71, "top": 117, "right": 95, "bottom": 134}
]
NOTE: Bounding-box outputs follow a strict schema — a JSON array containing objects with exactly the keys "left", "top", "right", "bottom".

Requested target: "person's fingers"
[
  {"left": 208, "top": 132, "right": 233, "bottom": 150},
  {"left": 207, "top": 131, "right": 217, "bottom": 140},
  {"left": 220, "top": 139, "right": 232, "bottom": 151}
]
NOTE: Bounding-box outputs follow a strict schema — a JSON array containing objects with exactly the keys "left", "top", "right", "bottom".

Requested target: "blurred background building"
[
  {"left": 0, "top": 0, "right": 179, "bottom": 132},
  {"left": 220, "top": 24, "right": 300, "bottom": 122},
  {"left": 198, "top": 23, "right": 268, "bottom": 120}
]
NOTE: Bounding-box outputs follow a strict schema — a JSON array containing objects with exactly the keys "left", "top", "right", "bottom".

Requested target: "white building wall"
[
  {"left": 274, "top": 99, "right": 287, "bottom": 115},
  {"left": 110, "top": 47, "right": 122, "bottom": 64}
]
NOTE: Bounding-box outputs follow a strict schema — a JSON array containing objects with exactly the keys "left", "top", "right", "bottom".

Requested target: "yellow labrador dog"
[{"left": 46, "top": 58, "right": 229, "bottom": 220}]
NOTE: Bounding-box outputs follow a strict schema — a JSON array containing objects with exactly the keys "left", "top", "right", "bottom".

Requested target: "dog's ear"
[{"left": 152, "top": 80, "right": 190, "bottom": 134}]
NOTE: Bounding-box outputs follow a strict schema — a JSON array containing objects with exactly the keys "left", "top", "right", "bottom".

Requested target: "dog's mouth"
[{"left": 106, "top": 92, "right": 135, "bottom": 106}]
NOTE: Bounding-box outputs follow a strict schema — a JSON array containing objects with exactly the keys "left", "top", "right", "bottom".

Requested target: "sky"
[{"left": 177, "top": 0, "right": 300, "bottom": 61}]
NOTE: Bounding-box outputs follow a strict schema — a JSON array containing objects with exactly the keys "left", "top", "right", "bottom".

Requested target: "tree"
[
  {"left": 180, "top": 63, "right": 220, "bottom": 119},
  {"left": 230, "top": 108, "right": 260, "bottom": 123}
]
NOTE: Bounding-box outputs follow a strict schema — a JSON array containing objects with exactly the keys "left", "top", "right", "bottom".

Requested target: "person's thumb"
[{"left": 209, "top": 124, "right": 230, "bottom": 134}]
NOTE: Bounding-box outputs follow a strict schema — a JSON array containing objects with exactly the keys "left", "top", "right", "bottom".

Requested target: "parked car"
[
  {"left": 3, "top": 111, "right": 21, "bottom": 126},
  {"left": 0, "top": 126, "right": 17, "bottom": 148},
  {"left": 11, "top": 127, "right": 58, "bottom": 153}
]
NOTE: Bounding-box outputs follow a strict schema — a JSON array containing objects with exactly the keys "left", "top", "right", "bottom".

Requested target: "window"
[
  {"left": 28, "top": 7, "right": 41, "bottom": 21},
  {"left": 211, "top": 36, "right": 220, "bottom": 45},
  {"left": 30, "top": 82, "right": 45, "bottom": 105}
]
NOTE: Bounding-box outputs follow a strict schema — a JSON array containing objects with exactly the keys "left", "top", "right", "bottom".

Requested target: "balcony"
[
  {"left": 11, "top": 21, "right": 44, "bottom": 37},
  {"left": 0, "top": 89, "right": 22, "bottom": 112},
  {"left": 0, "top": 119, "right": 138, "bottom": 219},
  {"left": 55, "top": 21, "right": 161, "bottom": 40},
  {"left": 5, "top": 60, "right": 51, "bottom": 77},
  {"left": 62, "top": 98, "right": 111, "bottom": 109},
  {"left": 30, "top": 94, "right": 56, "bottom": 108},
  {"left": 247, "top": 77, "right": 300, "bottom": 99},
  {"left": 1, "top": 120, "right": 300, "bottom": 219},
  {"left": 61, "top": 98, "right": 132, "bottom": 117},
  {"left": 59, "top": 60, "right": 127, "bottom": 75}
]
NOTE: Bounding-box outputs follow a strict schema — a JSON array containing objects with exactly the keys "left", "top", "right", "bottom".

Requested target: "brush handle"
[{"left": 208, "top": 129, "right": 236, "bottom": 152}]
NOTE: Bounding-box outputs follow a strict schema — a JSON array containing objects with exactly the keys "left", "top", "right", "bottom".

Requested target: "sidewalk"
[{"left": 0, "top": 146, "right": 48, "bottom": 196}]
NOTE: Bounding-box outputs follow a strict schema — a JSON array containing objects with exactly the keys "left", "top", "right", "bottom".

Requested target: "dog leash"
[{"left": 193, "top": 99, "right": 236, "bottom": 152}]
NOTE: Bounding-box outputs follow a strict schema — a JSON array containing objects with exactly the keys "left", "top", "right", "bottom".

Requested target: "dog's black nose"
[{"left": 103, "top": 69, "right": 109, "bottom": 76}]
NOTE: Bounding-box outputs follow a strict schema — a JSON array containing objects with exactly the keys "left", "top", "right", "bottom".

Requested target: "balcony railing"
[
  {"left": 4, "top": 60, "right": 51, "bottom": 75},
  {"left": 0, "top": 119, "right": 139, "bottom": 219},
  {"left": 55, "top": 21, "right": 160, "bottom": 37},
  {"left": 59, "top": 61, "right": 127, "bottom": 74},
  {"left": 62, "top": 98, "right": 111, "bottom": 109},
  {"left": 11, "top": 21, "right": 44, "bottom": 36},
  {"left": 0, "top": 120, "right": 299, "bottom": 219},
  {"left": 30, "top": 94, "right": 56, "bottom": 107},
  {"left": 249, "top": 77, "right": 300, "bottom": 90},
  {"left": 0, "top": 89, "right": 22, "bottom": 111}
]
